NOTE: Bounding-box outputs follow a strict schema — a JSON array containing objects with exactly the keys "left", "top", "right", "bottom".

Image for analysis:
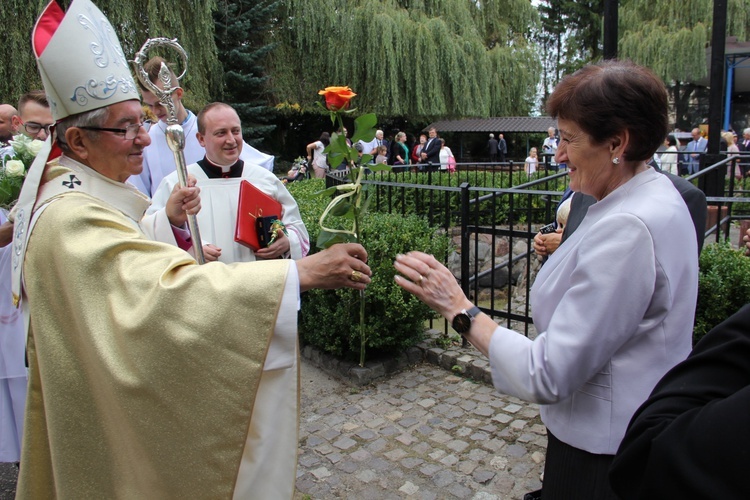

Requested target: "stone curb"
[{"left": 301, "top": 328, "right": 492, "bottom": 386}]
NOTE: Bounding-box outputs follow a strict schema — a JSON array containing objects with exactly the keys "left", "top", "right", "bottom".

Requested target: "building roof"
[{"left": 426, "top": 116, "right": 558, "bottom": 133}]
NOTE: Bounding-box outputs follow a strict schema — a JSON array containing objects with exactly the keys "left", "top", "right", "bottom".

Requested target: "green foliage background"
[
  {"left": 270, "top": 0, "right": 541, "bottom": 119},
  {"left": 288, "top": 179, "right": 451, "bottom": 360},
  {"left": 2, "top": 0, "right": 221, "bottom": 112},
  {"left": 695, "top": 242, "right": 750, "bottom": 345}
]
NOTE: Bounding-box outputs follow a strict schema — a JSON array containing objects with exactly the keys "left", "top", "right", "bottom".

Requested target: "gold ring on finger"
[{"left": 351, "top": 270, "right": 362, "bottom": 282}]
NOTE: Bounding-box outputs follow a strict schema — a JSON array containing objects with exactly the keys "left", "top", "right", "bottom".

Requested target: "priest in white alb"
[{"left": 148, "top": 102, "right": 310, "bottom": 263}]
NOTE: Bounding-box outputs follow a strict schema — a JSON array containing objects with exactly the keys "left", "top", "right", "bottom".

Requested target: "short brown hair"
[
  {"left": 197, "top": 102, "right": 236, "bottom": 134},
  {"left": 137, "top": 56, "right": 179, "bottom": 93},
  {"left": 18, "top": 90, "right": 49, "bottom": 113},
  {"left": 546, "top": 60, "right": 668, "bottom": 162}
]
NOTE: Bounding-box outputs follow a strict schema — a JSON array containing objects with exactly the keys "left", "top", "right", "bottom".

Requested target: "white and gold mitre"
[{"left": 32, "top": 0, "right": 138, "bottom": 121}]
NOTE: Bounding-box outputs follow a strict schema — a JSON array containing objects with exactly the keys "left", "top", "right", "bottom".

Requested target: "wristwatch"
[{"left": 452, "top": 306, "right": 481, "bottom": 335}]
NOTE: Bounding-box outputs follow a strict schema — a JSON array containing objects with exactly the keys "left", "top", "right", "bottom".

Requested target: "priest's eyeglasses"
[
  {"left": 79, "top": 121, "right": 152, "bottom": 140},
  {"left": 23, "top": 122, "right": 54, "bottom": 135}
]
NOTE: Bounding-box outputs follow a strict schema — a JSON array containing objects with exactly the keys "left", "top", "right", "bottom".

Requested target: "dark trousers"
[{"left": 540, "top": 431, "right": 619, "bottom": 500}]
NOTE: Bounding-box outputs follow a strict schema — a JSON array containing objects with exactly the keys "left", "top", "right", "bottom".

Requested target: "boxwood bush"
[
  {"left": 288, "top": 179, "right": 451, "bottom": 361},
  {"left": 695, "top": 242, "right": 750, "bottom": 345}
]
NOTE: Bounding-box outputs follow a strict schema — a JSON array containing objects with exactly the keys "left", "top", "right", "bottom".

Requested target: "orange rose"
[{"left": 318, "top": 86, "right": 356, "bottom": 111}]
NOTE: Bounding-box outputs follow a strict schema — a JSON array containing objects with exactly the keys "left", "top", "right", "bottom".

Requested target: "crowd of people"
[
  {"left": 303, "top": 125, "right": 457, "bottom": 173},
  {"left": 1, "top": 1, "right": 748, "bottom": 498}
]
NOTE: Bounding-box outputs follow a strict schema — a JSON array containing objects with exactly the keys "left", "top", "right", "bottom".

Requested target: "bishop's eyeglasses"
[{"left": 79, "top": 121, "right": 152, "bottom": 140}]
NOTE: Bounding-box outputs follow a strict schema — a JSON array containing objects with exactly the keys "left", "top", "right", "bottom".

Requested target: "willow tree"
[
  {"left": 270, "top": 0, "right": 540, "bottom": 119},
  {"left": 619, "top": 0, "right": 750, "bottom": 129},
  {"left": 2, "top": 0, "right": 221, "bottom": 111}
]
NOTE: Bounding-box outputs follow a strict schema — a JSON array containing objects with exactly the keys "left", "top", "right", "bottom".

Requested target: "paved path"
[{"left": 295, "top": 360, "right": 545, "bottom": 499}]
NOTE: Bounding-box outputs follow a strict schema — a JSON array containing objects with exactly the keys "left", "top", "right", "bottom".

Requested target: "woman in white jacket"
[{"left": 395, "top": 61, "right": 698, "bottom": 499}]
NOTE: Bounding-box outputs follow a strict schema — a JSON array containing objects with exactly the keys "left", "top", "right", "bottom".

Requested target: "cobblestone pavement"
[{"left": 295, "top": 360, "right": 546, "bottom": 500}]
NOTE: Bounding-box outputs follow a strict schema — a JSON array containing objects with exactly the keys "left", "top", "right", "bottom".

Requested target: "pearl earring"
[{"left": 612, "top": 157, "right": 620, "bottom": 165}]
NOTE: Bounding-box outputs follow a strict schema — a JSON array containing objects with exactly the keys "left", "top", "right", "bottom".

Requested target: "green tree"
[
  {"left": 535, "top": 0, "right": 603, "bottom": 109},
  {"left": 619, "top": 0, "right": 750, "bottom": 129},
  {"left": 2, "top": 1, "right": 221, "bottom": 111},
  {"left": 269, "top": 0, "right": 541, "bottom": 119},
  {"left": 214, "top": 0, "right": 279, "bottom": 148}
]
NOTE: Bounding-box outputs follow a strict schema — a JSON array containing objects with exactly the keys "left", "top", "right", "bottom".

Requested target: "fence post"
[
  {"left": 459, "top": 181, "right": 471, "bottom": 302},
  {"left": 459, "top": 182, "right": 471, "bottom": 347}
]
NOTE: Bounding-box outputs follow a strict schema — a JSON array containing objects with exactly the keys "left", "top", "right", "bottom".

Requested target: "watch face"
[{"left": 453, "top": 313, "right": 471, "bottom": 333}]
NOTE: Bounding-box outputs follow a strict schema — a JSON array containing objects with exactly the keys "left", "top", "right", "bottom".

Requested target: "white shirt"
[{"left": 543, "top": 136, "right": 558, "bottom": 154}]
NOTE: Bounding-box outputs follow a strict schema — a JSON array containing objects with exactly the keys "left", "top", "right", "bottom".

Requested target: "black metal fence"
[{"left": 326, "top": 155, "right": 750, "bottom": 339}]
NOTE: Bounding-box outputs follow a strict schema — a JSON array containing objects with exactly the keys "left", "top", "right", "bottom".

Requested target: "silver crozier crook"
[{"left": 133, "top": 37, "right": 205, "bottom": 264}]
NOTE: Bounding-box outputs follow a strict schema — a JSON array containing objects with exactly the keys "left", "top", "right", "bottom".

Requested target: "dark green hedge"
[
  {"left": 288, "top": 179, "right": 451, "bottom": 361},
  {"left": 695, "top": 242, "right": 750, "bottom": 345}
]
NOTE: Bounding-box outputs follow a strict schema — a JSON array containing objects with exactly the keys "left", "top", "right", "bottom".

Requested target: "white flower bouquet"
[{"left": 1, "top": 134, "right": 44, "bottom": 209}]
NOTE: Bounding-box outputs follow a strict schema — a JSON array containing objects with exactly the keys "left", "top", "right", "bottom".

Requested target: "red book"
[{"left": 234, "top": 180, "right": 282, "bottom": 251}]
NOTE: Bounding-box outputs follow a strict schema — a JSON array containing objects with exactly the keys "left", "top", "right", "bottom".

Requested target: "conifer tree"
[{"left": 214, "top": 0, "right": 279, "bottom": 148}]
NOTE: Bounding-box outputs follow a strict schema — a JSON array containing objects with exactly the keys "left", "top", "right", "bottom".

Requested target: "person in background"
[
  {"left": 438, "top": 138, "right": 455, "bottom": 171},
  {"left": 738, "top": 127, "right": 750, "bottom": 177},
  {"left": 0, "top": 104, "right": 18, "bottom": 145},
  {"left": 306, "top": 131, "right": 330, "bottom": 178},
  {"left": 542, "top": 127, "right": 558, "bottom": 169},
  {"left": 487, "top": 133, "right": 498, "bottom": 163},
  {"left": 497, "top": 133, "right": 508, "bottom": 164},
  {"left": 411, "top": 133, "right": 426, "bottom": 165},
  {"left": 419, "top": 127, "right": 441, "bottom": 167},
  {"left": 683, "top": 127, "right": 707, "bottom": 175},
  {"left": 395, "top": 60, "right": 698, "bottom": 499},
  {"left": 375, "top": 145, "right": 388, "bottom": 164},
  {"left": 12, "top": 90, "right": 54, "bottom": 142},
  {"left": 389, "top": 131, "right": 410, "bottom": 170},
  {"left": 524, "top": 147, "right": 538, "bottom": 176},
  {"left": 661, "top": 134, "right": 680, "bottom": 176},
  {"left": 533, "top": 187, "right": 574, "bottom": 260},
  {"left": 722, "top": 130, "right": 741, "bottom": 180},
  {"left": 149, "top": 102, "right": 310, "bottom": 264},
  {"left": 283, "top": 159, "right": 308, "bottom": 184}
]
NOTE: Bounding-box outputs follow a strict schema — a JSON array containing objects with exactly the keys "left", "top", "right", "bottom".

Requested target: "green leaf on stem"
[
  {"left": 315, "top": 186, "right": 339, "bottom": 197},
  {"left": 331, "top": 201, "right": 353, "bottom": 217},
  {"left": 316, "top": 229, "right": 356, "bottom": 249},
  {"left": 350, "top": 113, "right": 377, "bottom": 143}
]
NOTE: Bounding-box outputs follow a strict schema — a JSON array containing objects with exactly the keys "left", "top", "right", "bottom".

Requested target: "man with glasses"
[{"left": 12, "top": 90, "right": 54, "bottom": 141}]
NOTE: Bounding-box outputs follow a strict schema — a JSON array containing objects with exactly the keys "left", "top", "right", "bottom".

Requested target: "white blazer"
[{"left": 488, "top": 168, "right": 698, "bottom": 454}]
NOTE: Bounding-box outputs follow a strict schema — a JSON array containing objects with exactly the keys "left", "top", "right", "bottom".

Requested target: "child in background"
[
  {"left": 525, "top": 147, "right": 538, "bottom": 176},
  {"left": 375, "top": 145, "right": 388, "bottom": 165},
  {"left": 556, "top": 196, "right": 572, "bottom": 231}
]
